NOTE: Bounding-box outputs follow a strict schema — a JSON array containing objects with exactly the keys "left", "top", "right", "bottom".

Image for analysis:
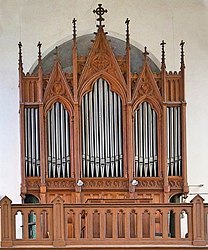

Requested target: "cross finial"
[
  {"left": 180, "top": 40, "right": 185, "bottom": 70},
  {"left": 125, "top": 18, "right": 130, "bottom": 47},
  {"left": 37, "top": 41, "right": 42, "bottom": 63},
  {"left": 18, "top": 42, "right": 22, "bottom": 62},
  {"left": 18, "top": 42, "right": 23, "bottom": 71},
  {"left": 143, "top": 46, "right": 149, "bottom": 60},
  {"left": 93, "top": 4, "right": 108, "bottom": 28},
  {"left": 160, "top": 40, "right": 166, "bottom": 70},
  {"left": 72, "top": 18, "right": 77, "bottom": 41}
]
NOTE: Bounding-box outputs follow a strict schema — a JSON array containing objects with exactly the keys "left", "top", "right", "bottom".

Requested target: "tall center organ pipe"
[
  {"left": 134, "top": 102, "right": 158, "bottom": 177},
  {"left": 47, "top": 102, "right": 70, "bottom": 178},
  {"left": 81, "top": 78, "right": 123, "bottom": 177}
]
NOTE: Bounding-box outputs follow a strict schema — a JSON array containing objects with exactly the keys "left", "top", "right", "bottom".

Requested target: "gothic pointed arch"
[
  {"left": 78, "top": 72, "right": 127, "bottom": 105},
  {"left": 78, "top": 27, "right": 127, "bottom": 102},
  {"left": 43, "top": 61, "right": 74, "bottom": 107},
  {"left": 132, "top": 61, "right": 162, "bottom": 109}
]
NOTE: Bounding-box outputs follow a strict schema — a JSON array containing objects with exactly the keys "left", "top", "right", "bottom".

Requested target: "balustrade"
[{"left": 0, "top": 196, "right": 208, "bottom": 248}]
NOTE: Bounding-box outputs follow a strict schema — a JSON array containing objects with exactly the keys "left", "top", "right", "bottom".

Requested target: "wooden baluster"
[
  {"left": 125, "top": 209, "right": 130, "bottom": 240},
  {"left": 87, "top": 210, "right": 93, "bottom": 240},
  {"left": 162, "top": 209, "right": 169, "bottom": 239},
  {"left": 137, "top": 209, "right": 142, "bottom": 240},
  {"left": 112, "top": 209, "right": 117, "bottom": 240},
  {"left": 174, "top": 209, "right": 180, "bottom": 240},
  {"left": 100, "top": 209, "right": 105, "bottom": 240},
  {"left": 75, "top": 209, "right": 80, "bottom": 240},
  {"left": 150, "top": 211, "right": 155, "bottom": 239},
  {"left": 35, "top": 210, "right": 40, "bottom": 240}
]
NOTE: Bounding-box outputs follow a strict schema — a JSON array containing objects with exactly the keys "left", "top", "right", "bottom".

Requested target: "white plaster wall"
[{"left": 0, "top": 0, "right": 208, "bottom": 203}]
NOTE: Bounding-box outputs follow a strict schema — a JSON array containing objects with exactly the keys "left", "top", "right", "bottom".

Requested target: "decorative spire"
[
  {"left": 125, "top": 18, "right": 130, "bottom": 48},
  {"left": 54, "top": 46, "right": 59, "bottom": 62},
  {"left": 37, "top": 41, "right": 42, "bottom": 64},
  {"left": 93, "top": 4, "right": 108, "bottom": 28},
  {"left": 180, "top": 40, "right": 185, "bottom": 70},
  {"left": 160, "top": 40, "right": 166, "bottom": 70},
  {"left": 18, "top": 41, "right": 23, "bottom": 71},
  {"left": 72, "top": 18, "right": 77, "bottom": 42},
  {"left": 143, "top": 46, "right": 149, "bottom": 61}
]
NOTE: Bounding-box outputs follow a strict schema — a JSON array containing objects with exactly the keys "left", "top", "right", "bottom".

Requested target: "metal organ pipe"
[
  {"left": 89, "top": 91, "right": 95, "bottom": 176},
  {"left": 167, "top": 106, "right": 182, "bottom": 176},
  {"left": 104, "top": 82, "right": 110, "bottom": 177},
  {"left": 35, "top": 108, "right": 40, "bottom": 176},
  {"left": 47, "top": 102, "right": 70, "bottom": 178},
  {"left": 134, "top": 102, "right": 158, "bottom": 177},
  {"left": 109, "top": 90, "right": 115, "bottom": 177},
  {"left": 81, "top": 79, "right": 123, "bottom": 178},
  {"left": 24, "top": 107, "right": 40, "bottom": 177}
]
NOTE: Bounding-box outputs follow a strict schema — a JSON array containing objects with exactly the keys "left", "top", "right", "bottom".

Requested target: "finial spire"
[
  {"left": 160, "top": 40, "right": 166, "bottom": 70},
  {"left": 125, "top": 18, "right": 130, "bottom": 48},
  {"left": 72, "top": 18, "right": 77, "bottom": 41},
  {"left": 180, "top": 40, "right": 185, "bottom": 70},
  {"left": 37, "top": 41, "right": 42, "bottom": 64},
  {"left": 93, "top": 4, "right": 108, "bottom": 28},
  {"left": 143, "top": 46, "right": 149, "bottom": 61},
  {"left": 54, "top": 46, "right": 59, "bottom": 62},
  {"left": 18, "top": 41, "right": 23, "bottom": 71}
]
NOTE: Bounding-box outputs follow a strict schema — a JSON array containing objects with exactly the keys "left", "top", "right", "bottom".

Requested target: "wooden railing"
[{"left": 0, "top": 195, "right": 207, "bottom": 248}]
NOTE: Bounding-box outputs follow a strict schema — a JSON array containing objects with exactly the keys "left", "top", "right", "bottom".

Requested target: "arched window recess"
[
  {"left": 78, "top": 73, "right": 127, "bottom": 106},
  {"left": 46, "top": 101, "right": 71, "bottom": 178},
  {"left": 81, "top": 78, "right": 123, "bottom": 178}
]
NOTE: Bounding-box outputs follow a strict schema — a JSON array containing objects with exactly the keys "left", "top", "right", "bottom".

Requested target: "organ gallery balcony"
[{"left": 0, "top": 195, "right": 208, "bottom": 249}]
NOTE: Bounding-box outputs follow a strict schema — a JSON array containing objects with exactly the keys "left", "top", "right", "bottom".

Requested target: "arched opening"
[
  {"left": 180, "top": 210, "right": 188, "bottom": 238},
  {"left": 81, "top": 78, "right": 123, "bottom": 177},
  {"left": 24, "top": 194, "right": 39, "bottom": 204},
  {"left": 15, "top": 211, "right": 23, "bottom": 239},
  {"left": 168, "top": 210, "right": 175, "bottom": 238},
  {"left": 134, "top": 102, "right": 158, "bottom": 177},
  {"left": 28, "top": 211, "right": 36, "bottom": 239},
  {"left": 47, "top": 101, "right": 71, "bottom": 178}
]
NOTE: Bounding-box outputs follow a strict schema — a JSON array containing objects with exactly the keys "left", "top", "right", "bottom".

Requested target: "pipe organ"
[
  {"left": 47, "top": 102, "right": 70, "bottom": 178},
  {"left": 19, "top": 4, "right": 188, "bottom": 204},
  {"left": 134, "top": 102, "right": 158, "bottom": 177},
  {"left": 81, "top": 79, "right": 123, "bottom": 178}
]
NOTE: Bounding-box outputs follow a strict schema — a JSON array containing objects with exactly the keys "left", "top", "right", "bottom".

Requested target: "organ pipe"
[
  {"left": 47, "top": 102, "right": 70, "bottom": 178},
  {"left": 167, "top": 106, "right": 182, "bottom": 176},
  {"left": 81, "top": 78, "right": 123, "bottom": 178},
  {"left": 134, "top": 102, "right": 158, "bottom": 177},
  {"left": 24, "top": 107, "right": 40, "bottom": 177}
]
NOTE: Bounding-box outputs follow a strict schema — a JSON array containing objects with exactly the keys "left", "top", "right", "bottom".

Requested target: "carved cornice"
[
  {"left": 136, "top": 178, "right": 163, "bottom": 189},
  {"left": 82, "top": 178, "right": 129, "bottom": 190},
  {"left": 26, "top": 178, "right": 41, "bottom": 189},
  {"left": 169, "top": 178, "right": 183, "bottom": 189},
  {"left": 46, "top": 179, "right": 75, "bottom": 189}
]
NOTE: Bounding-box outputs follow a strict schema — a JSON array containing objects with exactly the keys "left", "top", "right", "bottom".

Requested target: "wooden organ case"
[{"left": 19, "top": 4, "right": 189, "bottom": 205}]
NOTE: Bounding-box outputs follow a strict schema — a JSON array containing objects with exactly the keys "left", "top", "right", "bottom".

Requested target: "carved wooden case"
[{"left": 18, "top": 9, "right": 188, "bottom": 204}]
